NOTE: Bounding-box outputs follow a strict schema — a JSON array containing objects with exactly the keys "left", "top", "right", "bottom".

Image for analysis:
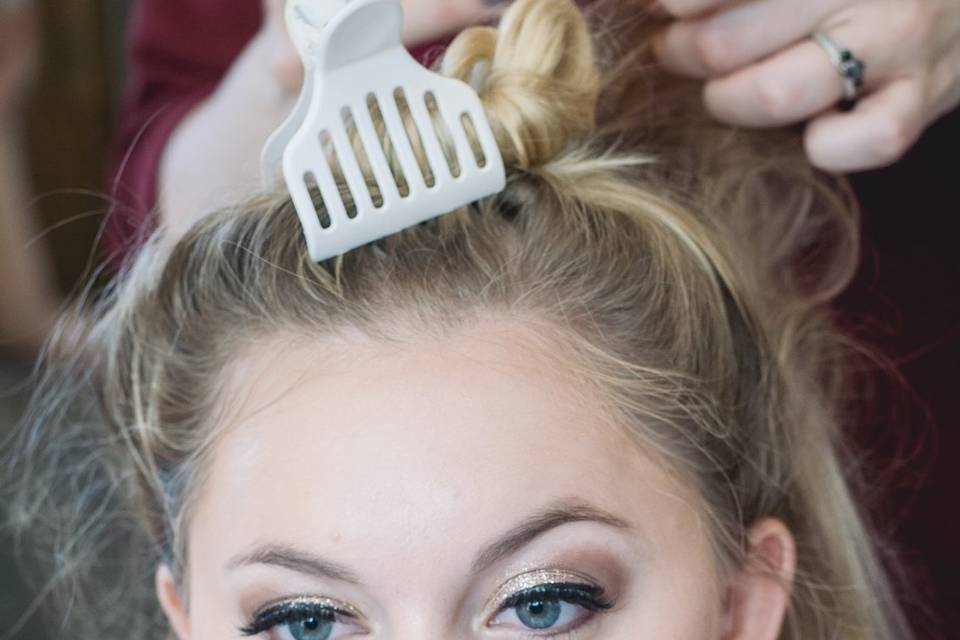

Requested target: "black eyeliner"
[
  {"left": 501, "top": 582, "right": 614, "bottom": 612},
  {"left": 239, "top": 598, "right": 351, "bottom": 636}
]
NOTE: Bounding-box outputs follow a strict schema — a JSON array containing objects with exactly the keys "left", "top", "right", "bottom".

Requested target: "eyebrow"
[
  {"left": 470, "top": 499, "right": 631, "bottom": 573},
  {"left": 228, "top": 544, "right": 362, "bottom": 585},
  {"left": 227, "top": 499, "right": 630, "bottom": 583}
]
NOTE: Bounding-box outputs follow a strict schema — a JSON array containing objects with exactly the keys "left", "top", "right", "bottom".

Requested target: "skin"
[
  {"left": 157, "top": 318, "right": 795, "bottom": 639},
  {"left": 654, "top": 0, "right": 960, "bottom": 172}
]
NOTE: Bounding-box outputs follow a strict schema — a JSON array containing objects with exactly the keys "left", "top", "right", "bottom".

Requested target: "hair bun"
[{"left": 442, "top": 0, "right": 599, "bottom": 169}]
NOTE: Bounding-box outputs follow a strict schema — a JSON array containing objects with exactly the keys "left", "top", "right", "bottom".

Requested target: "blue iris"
[
  {"left": 516, "top": 598, "right": 563, "bottom": 629},
  {"left": 287, "top": 616, "right": 334, "bottom": 640}
]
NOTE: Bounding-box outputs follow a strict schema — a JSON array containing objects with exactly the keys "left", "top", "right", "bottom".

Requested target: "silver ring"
[{"left": 813, "top": 31, "right": 866, "bottom": 111}]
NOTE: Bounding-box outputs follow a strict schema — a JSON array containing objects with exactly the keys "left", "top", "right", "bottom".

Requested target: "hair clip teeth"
[{"left": 261, "top": 0, "right": 506, "bottom": 263}]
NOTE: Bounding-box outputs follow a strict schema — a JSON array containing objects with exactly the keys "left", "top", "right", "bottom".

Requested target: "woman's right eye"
[
  {"left": 270, "top": 614, "right": 336, "bottom": 640},
  {"left": 240, "top": 599, "right": 365, "bottom": 640}
]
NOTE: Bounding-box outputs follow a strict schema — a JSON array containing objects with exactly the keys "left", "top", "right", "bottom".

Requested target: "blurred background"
[
  {"left": 1, "top": 1, "right": 958, "bottom": 638},
  {"left": 6, "top": 0, "right": 130, "bottom": 287},
  {"left": 1, "top": 1, "right": 131, "bottom": 637}
]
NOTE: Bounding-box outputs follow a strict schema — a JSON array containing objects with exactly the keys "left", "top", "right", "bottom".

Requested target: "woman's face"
[{"left": 160, "top": 319, "right": 789, "bottom": 639}]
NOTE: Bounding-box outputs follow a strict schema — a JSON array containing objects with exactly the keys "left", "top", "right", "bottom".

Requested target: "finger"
[
  {"left": 262, "top": 0, "right": 286, "bottom": 27},
  {"left": 927, "top": 57, "right": 960, "bottom": 122},
  {"left": 655, "top": 0, "right": 845, "bottom": 78},
  {"left": 804, "top": 78, "right": 928, "bottom": 172},
  {"left": 657, "top": 0, "right": 734, "bottom": 19},
  {"left": 401, "top": 0, "right": 507, "bottom": 45},
  {"left": 702, "top": 17, "right": 897, "bottom": 128},
  {"left": 271, "top": 47, "right": 304, "bottom": 95},
  {"left": 264, "top": 23, "right": 304, "bottom": 95}
]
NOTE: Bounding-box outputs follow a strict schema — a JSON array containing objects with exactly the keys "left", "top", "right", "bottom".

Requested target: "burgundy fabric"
[
  {"left": 107, "top": 0, "right": 262, "bottom": 262},
  {"left": 106, "top": 0, "right": 447, "bottom": 263},
  {"left": 107, "top": 1, "right": 957, "bottom": 636}
]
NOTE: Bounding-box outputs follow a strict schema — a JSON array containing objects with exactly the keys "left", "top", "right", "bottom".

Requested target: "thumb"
[{"left": 400, "top": 0, "right": 510, "bottom": 45}]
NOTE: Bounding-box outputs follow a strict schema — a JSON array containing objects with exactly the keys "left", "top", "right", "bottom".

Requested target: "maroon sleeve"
[
  {"left": 106, "top": 0, "right": 262, "bottom": 264},
  {"left": 105, "top": 0, "right": 451, "bottom": 265}
]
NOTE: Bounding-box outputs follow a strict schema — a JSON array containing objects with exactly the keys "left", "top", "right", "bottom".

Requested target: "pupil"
[
  {"left": 289, "top": 616, "right": 333, "bottom": 640},
  {"left": 516, "top": 598, "right": 562, "bottom": 629}
]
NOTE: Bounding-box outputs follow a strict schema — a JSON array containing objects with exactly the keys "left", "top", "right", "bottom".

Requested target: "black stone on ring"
[{"left": 813, "top": 32, "right": 866, "bottom": 112}]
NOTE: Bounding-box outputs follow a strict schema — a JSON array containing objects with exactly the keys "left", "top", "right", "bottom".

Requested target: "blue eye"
[
  {"left": 492, "top": 583, "right": 613, "bottom": 634},
  {"left": 239, "top": 598, "right": 361, "bottom": 640},
  {"left": 516, "top": 598, "right": 563, "bottom": 629},
  {"left": 281, "top": 615, "right": 334, "bottom": 640}
]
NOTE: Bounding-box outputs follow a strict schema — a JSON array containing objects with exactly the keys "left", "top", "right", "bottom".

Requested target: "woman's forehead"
[
  {"left": 188, "top": 318, "right": 706, "bottom": 579},
  {"left": 207, "top": 318, "right": 640, "bottom": 504}
]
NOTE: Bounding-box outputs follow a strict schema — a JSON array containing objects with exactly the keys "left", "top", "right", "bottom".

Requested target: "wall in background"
[
  {"left": 26, "top": 0, "right": 130, "bottom": 292},
  {"left": 2, "top": 3, "right": 130, "bottom": 637}
]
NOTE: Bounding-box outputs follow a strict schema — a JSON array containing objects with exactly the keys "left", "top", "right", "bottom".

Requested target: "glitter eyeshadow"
[
  {"left": 252, "top": 595, "right": 362, "bottom": 621},
  {"left": 240, "top": 595, "right": 366, "bottom": 637},
  {"left": 488, "top": 568, "right": 601, "bottom": 610}
]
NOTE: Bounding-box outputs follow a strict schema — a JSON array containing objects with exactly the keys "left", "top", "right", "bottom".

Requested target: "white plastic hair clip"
[{"left": 262, "top": 0, "right": 507, "bottom": 263}]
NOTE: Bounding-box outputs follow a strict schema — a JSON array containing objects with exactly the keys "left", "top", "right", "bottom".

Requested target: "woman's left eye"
[{"left": 489, "top": 583, "right": 613, "bottom": 635}]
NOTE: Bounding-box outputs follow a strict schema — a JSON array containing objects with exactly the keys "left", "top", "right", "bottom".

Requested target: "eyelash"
[
  {"left": 239, "top": 600, "right": 353, "bottom": 637},
  {"left": 500, "top": 582, "right": 613, "bottom": 614},
  {"left": 495, "top": 582, "right": 613, "bottom": 636},
  {"left": 238, "top": 582, "right": 615, "bottom": 637}
]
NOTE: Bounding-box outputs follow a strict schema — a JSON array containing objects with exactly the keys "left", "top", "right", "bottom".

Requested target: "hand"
[
  {"left": 261, "top": 0, "right": 508, "bottom": 94},
  {"left": 0, "top": 0, "right": 39, "bottom": 124},
  {"left": 654, "top": 0, "right": 960, "bottom": 172}
]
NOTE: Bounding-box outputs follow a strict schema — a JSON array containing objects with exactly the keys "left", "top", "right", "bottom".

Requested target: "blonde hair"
[{"left": 4, "top": 0, "right": 910, "bottom": 638}]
